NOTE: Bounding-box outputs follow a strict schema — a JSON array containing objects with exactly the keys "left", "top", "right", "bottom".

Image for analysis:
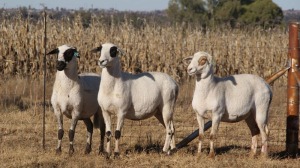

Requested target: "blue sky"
[{"left": 1, "top": 0, "right": 299, "bottom": 11}]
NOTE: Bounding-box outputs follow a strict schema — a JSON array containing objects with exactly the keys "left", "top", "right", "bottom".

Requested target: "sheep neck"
[
  {"left": 100, "top": 59, "right": 123, "bottom": 93},
  {"left": 195, "top": 73, "right": 216, "bottom": 97},
  {"left": 55, "top": 68, "right": 79, "bottom": 90}
]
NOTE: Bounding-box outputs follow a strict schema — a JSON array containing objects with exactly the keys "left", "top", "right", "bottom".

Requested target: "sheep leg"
[
  {"left": 245, "top": 115, "right": 260, "bottom": 157},
  {"left": 209, "top": 114, "right": 221, "bottom": 158},
  {"left": 68, "top": 117, "right": 78, "bottom": 156},
  {"left": 163, "top": 115, "right": 175, "bottom": 153},
  {"left": 98, "top": 112, "right": 106, "bottom": 154},
  {"left": 256, "top": 119, "right": 269, "bottom": 157},
  {"left": 55, "top": 111, "right": 64, "bottom": 154},
  {"left": 83, "top": 118, "right": 93, "bottom": 154},
  {"left": 169, "top": 120, "right": 176, "bottom": 151},
  {"left": 155, "top": 111, "right": 175, "bottom": 154},
  {"left": 196, "top": 113, "right": 205, "bottom": 155},
  {"left": 102, "top": 110, "right": 112, "bottom": 158},
  {"left": 93, "top": 110, "right": 106, "bottom": 154},
  {"left": 114, "top": 113, "right": 125, "bottom": 157}
]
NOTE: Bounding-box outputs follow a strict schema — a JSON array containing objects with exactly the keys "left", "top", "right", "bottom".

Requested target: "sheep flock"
[{"left": 47, "top": 43, "right": 273, "bottom": 159}]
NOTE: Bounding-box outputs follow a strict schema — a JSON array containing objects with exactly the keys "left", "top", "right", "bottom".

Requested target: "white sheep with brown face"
[
  {"left": 91, "top": 43, "right": 179, "bottom": 158},
  {"left": 47, "top": 45, "right": 105, "bottom": 155},
  {"left": 183, "top": 51, "right": 272, "bottom": 158}
]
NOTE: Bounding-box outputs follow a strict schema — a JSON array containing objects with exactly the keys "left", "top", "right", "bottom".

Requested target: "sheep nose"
[
  {"left": 187, "top": 67, "right": 196, "bottom": 75},
  {"left": 98, "top": 59, "right": 108, "bottom": 67}
]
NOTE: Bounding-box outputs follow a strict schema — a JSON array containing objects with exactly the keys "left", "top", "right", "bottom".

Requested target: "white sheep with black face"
[
  {"left": 47, "top": 45, "right": 105, "bottom": 155},
  {"left": 183, "top": 51, "right": 272, "bottom": 158},
  {"left": 91, "top": 43, "right": 179, "bottom": 157}
]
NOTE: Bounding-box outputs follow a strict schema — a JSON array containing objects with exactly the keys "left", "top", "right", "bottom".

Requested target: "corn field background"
[{"left": 0, "top": 13, "right": 299, "bottom": 167}]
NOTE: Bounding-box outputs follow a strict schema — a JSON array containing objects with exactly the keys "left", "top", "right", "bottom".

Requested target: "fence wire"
[{"left": 0, "top": 71, "right": 296, "bottom": 152}]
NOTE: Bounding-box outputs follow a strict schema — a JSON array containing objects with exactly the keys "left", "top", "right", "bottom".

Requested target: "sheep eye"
[{"left": 199, "top": 57, "right": 207, "bottom": 66}]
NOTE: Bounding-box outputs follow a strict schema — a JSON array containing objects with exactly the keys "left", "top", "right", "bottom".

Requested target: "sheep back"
[
  {"left": 195, "top": 74, "right": 272, "bottom": 122},
  {"left": 120, "top": 71, "right": 178, "bottom": 119}
]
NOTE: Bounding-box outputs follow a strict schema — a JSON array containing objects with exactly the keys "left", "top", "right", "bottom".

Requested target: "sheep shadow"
[
  {"left": 270, "top": 149, "right": 300, "bottom": 159},
  {"left": 125, "top": 142, "right": 163, "bottom": 155},
  {"left": 185, "top": 145, "right": 250, "bottom": 156},
  {"left": 185, "top": 145, "right": 300, "bottom": 159}
]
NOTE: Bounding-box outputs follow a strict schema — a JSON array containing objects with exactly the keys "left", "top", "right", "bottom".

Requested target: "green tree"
[
  {"left": 238, "top": 0, "right": 283, "bottom": 27},
  {"left": 214, "top": 0, "right": 242, "bottom": 26},
  {"left": 167, "top": 0, "right": 208, "bottom": 25},
  {"left": 167, "top": 0, "right": 283, "bottom": 28}
]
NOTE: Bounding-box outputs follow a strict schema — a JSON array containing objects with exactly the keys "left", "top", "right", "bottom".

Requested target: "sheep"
[
  {"left": 91, "top": 43, "right": 179, "bottom": 157},
  {"left": 183, "top": 51, "right": 272, "bottom": 158},
  {"left": 47, "top": 45, "right": 105, "bottom": 155}
]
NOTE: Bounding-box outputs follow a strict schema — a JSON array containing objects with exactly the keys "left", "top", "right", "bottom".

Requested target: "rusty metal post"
[{"left": 286, "top": 22, "right": 300, "bottom": 156}]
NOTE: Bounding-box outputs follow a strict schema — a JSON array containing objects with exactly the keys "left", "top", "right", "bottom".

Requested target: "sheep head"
[
  {"left": 47, "top": 45, "right": 79, "bottom": 71},
  {"left": 183, "top": 51, "right": 213, "bottom": 79},
  {"left": 91, "top": 43, "right": 122, "bottom": 68}
]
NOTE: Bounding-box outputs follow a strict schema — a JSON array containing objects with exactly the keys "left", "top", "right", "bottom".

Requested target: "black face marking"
[
  {"left": 47, "top": 48, "right": 59, "bottom": 55},
  {"left": 56, "top": 60, "right": 66, "bottom": 71},
  {"left": 63, "top": 48, "right": 77, "bottom": 62},
  {"left": 110, "top": 46, "right": 118, "bottom": 57}
]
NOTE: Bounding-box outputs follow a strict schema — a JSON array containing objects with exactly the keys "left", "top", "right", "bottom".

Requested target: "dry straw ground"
[{"left": 0, "top": 14, "right": 299, "bottom": 167}]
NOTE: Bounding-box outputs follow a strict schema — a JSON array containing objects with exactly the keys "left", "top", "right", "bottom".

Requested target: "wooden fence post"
[{"left": 286, "top": 22, "right": 300, "bottom": 156}]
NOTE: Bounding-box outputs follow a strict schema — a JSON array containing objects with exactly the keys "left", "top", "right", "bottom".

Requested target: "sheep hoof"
[
  {"left": 249, "top": 151, "right": 257, "bottom": 158},
  {"left": 99, "top": 146, "right": 105, "bottom": 154},
  {"left": 69, "top": 146, "right": 75, "bottom": 156},
  {"left": 114, "top": 152, "right": 120, "bottom": 159},
  {"left": 162, "top": 150, "right": 169, "bottom": 156},
  {"left": 208, "top": 151, "right": 215, "bottom": 159},
  {"left": 167, "top": 148, "right": 178, "bottom": 155},
  {"left": 197, "top": 153, "right": 204, "bottom": 159},
  {"left": 56, "top": 147, "right": 62, "bottom": 155},
  {"left": 260, "top": 152, "right": 269, "bottom": 159},
  {"left": 104, "top": 152, "right": 111, "bottom": 160},
  {"left": 98, "top": 150, "right": 105, "bottom": 156},
  {"left": 85, "top": 144, "right": 92, "bottom": 154}
]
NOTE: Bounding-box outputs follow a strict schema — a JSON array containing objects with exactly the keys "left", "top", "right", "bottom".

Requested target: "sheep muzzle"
[
  {"left": 98, "top": 59, "right": 108, "bottom": 68},
  {"left": 56, "top": 60, "right": 66, "bottom": 71}
]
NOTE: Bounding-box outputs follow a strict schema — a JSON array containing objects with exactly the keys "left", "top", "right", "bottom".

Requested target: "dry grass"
[
  {"left": 0, "top": 14, "right": 299, "bottom": 167},
  {"left": 0, "top": 78, "right": 299, "bottom": 167},
  {"left": 0, "top": 102, "right": 300, "bottom": 168}
]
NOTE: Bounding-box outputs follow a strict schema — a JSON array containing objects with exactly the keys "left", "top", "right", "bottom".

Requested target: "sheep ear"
[
  {"left": 182, "top": 56, "right": 193, "bottom": 66},
  {"left": 117, "top": 48, "right": 125, "bottom": 56},
  {"left": 91, "top": 46, "right": 102, "bottom": 53},
  {"left": 47, "top": 48, "right": 59, "bottom": 55}
]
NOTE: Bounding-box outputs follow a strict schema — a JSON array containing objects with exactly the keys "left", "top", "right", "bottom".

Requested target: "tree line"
[
  {"left": 167, "top": 0, "right": 284, "bottom": 28},
  {"left": 1, "top": 0, "right": 298, "bottom": 29}
]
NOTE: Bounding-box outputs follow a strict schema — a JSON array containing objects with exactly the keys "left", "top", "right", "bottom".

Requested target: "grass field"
[
  {"left": 0, "top": 78, "right": 299, "bottom": 167},
  {"left": 0, "top": 14, "right": 299, "bottom": 167}
]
